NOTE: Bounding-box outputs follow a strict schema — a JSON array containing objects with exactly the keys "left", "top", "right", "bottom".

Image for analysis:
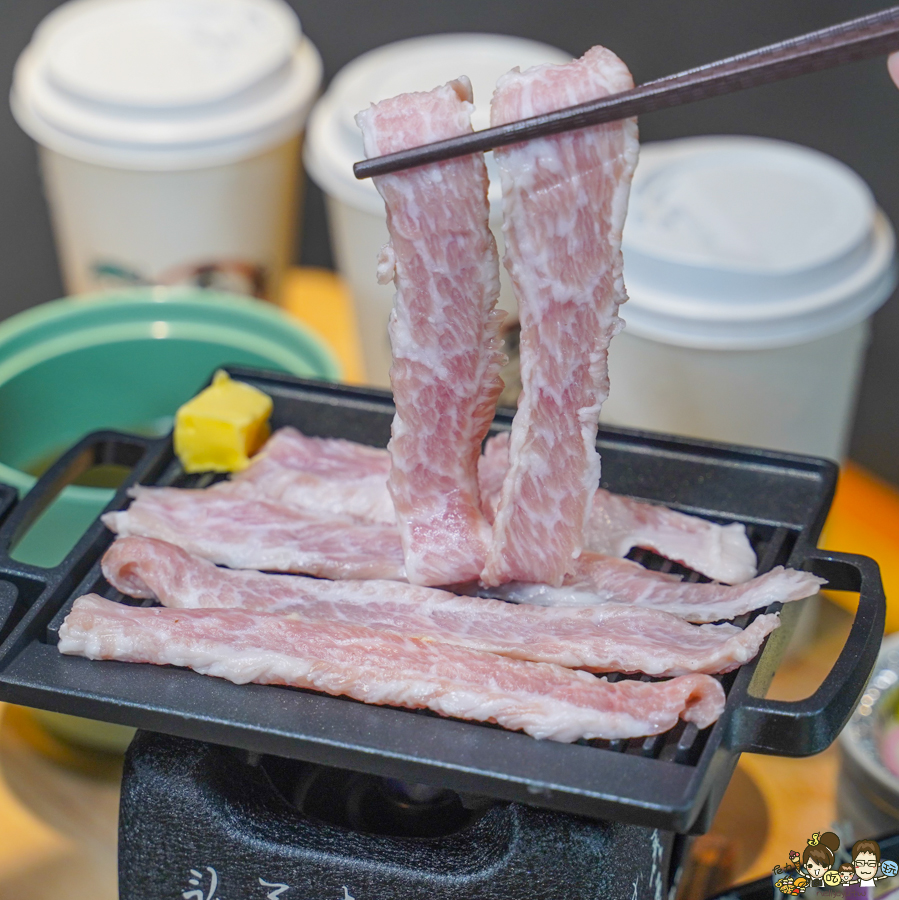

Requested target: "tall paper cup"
[
  {"left": 11, "top": 0, "right": 322, "bottom": 303},
  {"left": 305, "top": 34, "right": 571, "bottom": 387},
  {"left": 602, "top": 136, "right": 897, "bottom": 460}
]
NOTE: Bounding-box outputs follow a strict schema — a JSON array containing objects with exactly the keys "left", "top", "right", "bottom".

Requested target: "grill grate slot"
[
  {"left": 639, "top": 734, "right": 666, "bottom": 758},
  {"left": 579, "top": 520, "right": 798, "bottom": 765},
  {"left": 755, "top": 525, "right": 796, "bottom": 572},
  {"left": 674, "top": 724, "right": 702, "bottom": 765}
]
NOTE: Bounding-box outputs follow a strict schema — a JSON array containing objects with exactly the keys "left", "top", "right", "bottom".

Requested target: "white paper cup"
[
  {"left": 304, "top": 34, "right": 571, "bottom": 387},
  {"left": 11, "top": 0, "right": 322, "bottom": 303},
  {"left": 602, "top": 136, "right": 897, "bottom": 460}
]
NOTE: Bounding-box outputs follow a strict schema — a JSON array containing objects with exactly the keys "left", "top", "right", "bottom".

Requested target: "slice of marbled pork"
[
  {"left": 491, "top": 552, "right": 824, "bottom": 623},
  {"left": 59, "top": 594, "right": 725, "bottom": 742},
  {"left": 102, "top": 486, "right": 406, "bottom": 581},
  {"left": 225, "top": 427, "right": 757, "bottom": 584},
  {"left": 357, "top": 77, "right": 505, "bottom": 585},
  {"left": 103, "top": 487, "right": 815, "bottom": 620},
  {"left": 482, "top": 46, "right": 640, "bottom": 587},
  {"left": 479, "top": 433, "right": 756, "bottom": 584},
  {"left": 221, "top": 427, "right": 395, "bottom": 524},
  {"left": 102, "top": 536, "right": 780, "bottom": 677}
]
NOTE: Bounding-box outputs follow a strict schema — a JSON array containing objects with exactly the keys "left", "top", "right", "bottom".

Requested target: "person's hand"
[{"left": 889, "top": 52, "right": 899, "bottom": 89}]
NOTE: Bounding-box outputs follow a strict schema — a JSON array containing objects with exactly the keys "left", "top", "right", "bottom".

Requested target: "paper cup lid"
[
  {"left": 621, "top": 136, "right": 897, "bottom": 349},
  {"left": 11, "top": 0, "right": 322, "bottom": 169},
  {"left": 304, "top": 33, "right": 571, "bottom": 216}
]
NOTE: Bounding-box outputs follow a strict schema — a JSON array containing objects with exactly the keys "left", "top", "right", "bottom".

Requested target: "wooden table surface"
[{"left": 0, "top": 705, "right": 119, "bottom": 899}]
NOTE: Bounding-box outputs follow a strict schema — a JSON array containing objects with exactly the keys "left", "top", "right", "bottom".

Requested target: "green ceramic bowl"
[{"left": 0, "top": 286, "right": 339, "bottom": 567}]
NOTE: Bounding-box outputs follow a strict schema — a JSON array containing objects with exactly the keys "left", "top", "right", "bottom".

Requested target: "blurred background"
[{"left": 2, "top": 0, "right": 899, "bottom": 483}]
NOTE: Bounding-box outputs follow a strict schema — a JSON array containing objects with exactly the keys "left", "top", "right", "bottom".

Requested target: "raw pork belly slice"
[
  {"left": 102, "top": 487, "right": 405, "bottom": 581},
  {"left": 101, "top": 485, "right": 810, "bottom": 619},
  {"left": 232, "top": 427, "right": 757, "bottom": 583},
  {"left": 59, "top": 594, "right": 725, "bottom": 742},
  {"left": 482, "top": 47, "right": 640, "bottom": 587},
  {"left": 103, "top": 536, "right": 779, "bottom": 676},
  {"left": 357, "top": 78, "right": 505, "bottom": 586},
  {"left": 223, "top": 427, "right": 395, "bottom": 524},
  {"left": 481, "top": 432, "right": 756, "bottom": 583},
  {"left": 493, "top": 552, "right": 824, "bottom": 623},
  {"left": 585, "top": 489, "right": 757, "bottom": 584}
]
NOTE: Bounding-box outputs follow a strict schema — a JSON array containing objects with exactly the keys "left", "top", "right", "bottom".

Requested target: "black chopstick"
[{"left": 354, "top": 5, "right": 899, "bottom": 180}]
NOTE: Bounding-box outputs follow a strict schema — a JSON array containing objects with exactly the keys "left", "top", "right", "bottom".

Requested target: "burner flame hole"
[{"left": 261, "top": 757, "right": 491, "bottom": 839}]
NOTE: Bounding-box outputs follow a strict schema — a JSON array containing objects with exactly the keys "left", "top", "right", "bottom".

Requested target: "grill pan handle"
[
  {"left": 0, "top": 430, "right": 165, "bottom": 575},
  {"left": 726, "top": 548, "right": 885, "bottom": 756}
]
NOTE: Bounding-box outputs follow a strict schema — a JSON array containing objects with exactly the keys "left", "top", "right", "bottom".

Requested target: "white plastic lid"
[
  {"left": 11, "top": 0, "right": 323, "bottom": 170},
  {"left": 621, "top": 136, "right": 897, "bottom": 349},
  {"left": 304, "top": 33, "right": 571, "bottom": 216}
]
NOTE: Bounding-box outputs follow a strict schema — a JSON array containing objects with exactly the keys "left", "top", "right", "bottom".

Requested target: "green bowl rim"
[
  {"left": 0, "top": 286, "right": 342, "bottom": 499},
  {"left": 0, "top": 287, "right": 341, "bottom": 377}
]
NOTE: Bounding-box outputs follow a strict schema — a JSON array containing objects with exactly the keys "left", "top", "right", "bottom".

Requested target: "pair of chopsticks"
[{"left": 354, "top": 5, "right": 899, "bottom": 180}]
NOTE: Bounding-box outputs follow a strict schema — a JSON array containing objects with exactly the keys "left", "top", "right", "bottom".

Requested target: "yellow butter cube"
[{"left": 174, "top": 370, "right": 273, "bottom": 473}]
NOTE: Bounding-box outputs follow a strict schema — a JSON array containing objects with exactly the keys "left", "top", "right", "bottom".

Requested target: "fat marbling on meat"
[
  {"left": 103, "top": 482, "right": 813, "bottom": 620},
  {"left": 480, "top": 433, "right": 757, "bottom": 584},
  {"left": 228, "top": 427, "right": 758, "bottom": 584},
  {"left": 357, "top": 78, "right": 505, "bottom": 586},
  {"left": 482, "top": 46, "right": 640, "bottom": 587},
  {"left": 102, "top": 536, "right": 780, "bottom": 677},
  {"left": 59, "top": 594, "right": 725, "bottom": 742},
  {"left": 222, "top": 427, "right": 395, "bottom": 524},
  {"left": 103, "top": 486, "right": 405, "bottom": 581},
  {"left": 494, "top": 552, "right": 824, "bottom": 623}
]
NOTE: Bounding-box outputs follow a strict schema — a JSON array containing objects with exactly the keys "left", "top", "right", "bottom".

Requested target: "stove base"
[{"left": 119, "top": 731, "right": 685, "bottom": 900}]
